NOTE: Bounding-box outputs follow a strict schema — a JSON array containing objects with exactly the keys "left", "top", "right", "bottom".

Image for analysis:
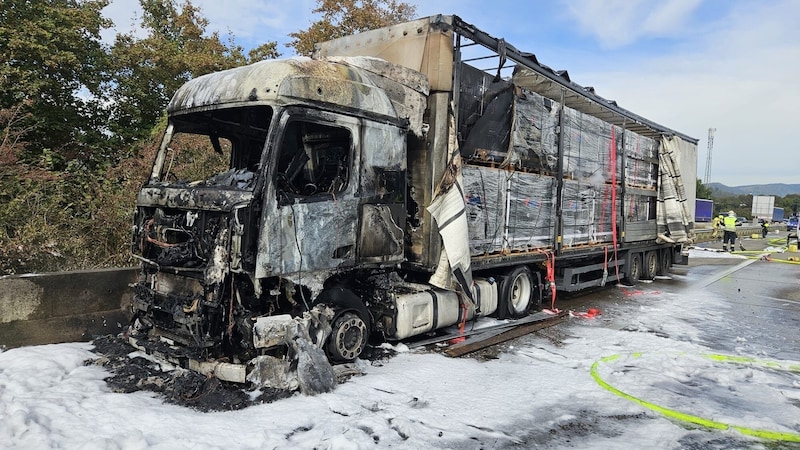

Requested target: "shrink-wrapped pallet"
[
  {"left": 462, "top": 166, "right": 557, "bottom": 254},
  {"left": 562, "top": 109, "right": 617, "bottom": 181},
  {"left": 506, "top": 172, "right": 557, "bottom": 251},
  {"left": 624, "top": 129, "right": 658, "bottom": 189},
  {"left": 561, "top": 179, "right": 619, "bottom": 247},
  {"left": 508, "top": 89, "right": 559, "bottom": 172},
  {"left": 462, "top": 166, "right": 507, "bottom": 255}
]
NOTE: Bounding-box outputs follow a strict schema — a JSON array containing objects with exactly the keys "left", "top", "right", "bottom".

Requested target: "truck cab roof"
[{"left": 167, "top": 57, "right": 426, "bottom": 126}]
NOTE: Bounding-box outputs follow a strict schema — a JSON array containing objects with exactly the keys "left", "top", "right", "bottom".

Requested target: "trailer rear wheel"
[
  {"left": 500, "top": 266, "right": 534, "bottom": 318},
  {"left": 625, "top": 253, "right": 641, "bottom": 285},
  {"left": 643, "top": 251, "right": 658, "bottom": 280},
  {"left": 657, "top": 249, "right": 673, "bottom": 276}
]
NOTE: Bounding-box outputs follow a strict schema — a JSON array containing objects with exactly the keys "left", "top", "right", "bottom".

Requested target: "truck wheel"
[
  {"left": 327, "top": 312, "right": 368, "bottom": 363},
  {"left": 625, "top": 253, "right": 641, "bottom": 285},
  {"left": 315, "top": 287, "right": 372, "bottom": 363},
  {"left": 643, "top": 251, "right": 658, "bottom": 280},
  {"left": 499, "top": 266, "right": 534, "bottom": 318},
  {"left": 657, "top": 249, "right": 672, "bottom": 276}
]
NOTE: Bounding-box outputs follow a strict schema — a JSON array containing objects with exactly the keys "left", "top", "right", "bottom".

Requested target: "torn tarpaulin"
[{"left": 427, "top": 111, "right": 474, "bottom": 303}]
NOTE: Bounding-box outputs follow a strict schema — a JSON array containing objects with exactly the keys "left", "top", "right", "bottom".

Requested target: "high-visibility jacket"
[
  {"left": 723, "top": 215, "right": 737, "bottom": 232},
  {"left": 712, "top": 216, "right": 721, "bottom": 228}
]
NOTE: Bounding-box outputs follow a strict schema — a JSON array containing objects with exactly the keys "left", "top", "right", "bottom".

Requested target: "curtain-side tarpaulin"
[
  {"left": 427, "top": 111, "right": 475, "bottom": 307},
  {"left": 657, "top": 135, "right": 693, "bottom": 243}
]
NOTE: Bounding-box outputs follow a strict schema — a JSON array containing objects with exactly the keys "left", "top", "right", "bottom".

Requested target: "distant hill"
[{"left": 708, "top": 183, "right": 800, "bottom": 197}]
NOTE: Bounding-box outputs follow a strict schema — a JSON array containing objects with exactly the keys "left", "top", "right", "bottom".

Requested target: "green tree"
[
  {"left": 287, "top": 0, "right": 416, "bottom": 56},
  {"left": 248, "top": 42, "right": 281, "bottom": 62},
  {"left": 696, "top": 178, "right": 712, "bottom": 199},
  {"left": 108, "top": 0, "right": 261, "bottom": 145},
  {"left": 0, "top": 0, "right": 112, "bottom": 168},
  {"left": 0, "top": 0, "right": 115, "bottom": 274},
  {"left": 776, "top": 194, "right": 800, "bottom": 216}
]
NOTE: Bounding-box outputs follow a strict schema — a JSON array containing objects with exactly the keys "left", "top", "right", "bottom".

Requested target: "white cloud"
[
  {"left": 563, "top": 0, "right": 703, "bottom": 48},
  {"left": 191, "top": 0, "right": 316, "bottom": 43},
  {"left": 101, "top": 0, "right": 316, "bottom": 49},
  {"left": 575, "top": 1, "right": 800, "bottom": 185}
]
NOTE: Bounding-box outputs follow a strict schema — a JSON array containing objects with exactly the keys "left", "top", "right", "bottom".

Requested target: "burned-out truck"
[{"left": 129, "top": 15, "right": 697, "bottom": 385}]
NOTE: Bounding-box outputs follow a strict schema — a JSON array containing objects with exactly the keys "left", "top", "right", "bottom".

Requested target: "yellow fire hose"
[{"left": 591, "top": 352, "right": 800, "bottom": 442}]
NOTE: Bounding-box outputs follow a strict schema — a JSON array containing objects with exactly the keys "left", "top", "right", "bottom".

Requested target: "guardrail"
[
  {"left": 0, "top": 267, "right": 137, "bottom": 349},
  {"left": 693, "top": 224, "right": 778, "bottom": 243}
]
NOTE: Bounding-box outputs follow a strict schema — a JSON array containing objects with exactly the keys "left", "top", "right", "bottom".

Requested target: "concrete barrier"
[
  {"left": 0, "top": 267, "right": 138, "bottom": 348},
  {"left": 0, "top": 224, "right": 779, "bottom": 348}
]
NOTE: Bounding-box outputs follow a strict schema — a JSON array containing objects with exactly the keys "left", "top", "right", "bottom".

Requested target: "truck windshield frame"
[{"left": 151, "top": 105, "right": 273, "bottom": 191}]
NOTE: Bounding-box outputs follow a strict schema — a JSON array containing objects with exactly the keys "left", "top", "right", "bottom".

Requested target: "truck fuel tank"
[{"left": 388, "top": 279, "right": 497, "bottom": 340}]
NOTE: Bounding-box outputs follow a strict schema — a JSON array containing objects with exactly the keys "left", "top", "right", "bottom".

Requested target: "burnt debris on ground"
[
  {"left": 88, "top": 334, "right": 292, "bottom": 412},
  {"left": 86, "top": 334, "right": 400, "bottom": 412}
]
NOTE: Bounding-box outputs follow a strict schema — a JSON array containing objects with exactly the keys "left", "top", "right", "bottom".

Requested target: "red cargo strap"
[
  {"left": 544, "top": 251, "right": 558, "bottom": 313},
  {"left": 570, "top": 308, "right": 602, "bottom": 318},
  {"left": 609, "top": 128, "right": 621, "bottom": 281}
]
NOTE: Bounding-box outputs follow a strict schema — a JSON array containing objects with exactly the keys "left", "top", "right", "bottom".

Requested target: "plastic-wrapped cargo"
[
  {"left": 624, "top": 193, "right": 655, "bottom": 222},
  {"left": 462, "top": 165, "right": 507, "bottom": 255},
  {"left": 506, "top": 172, "right": 556, "bottom": 251},
  {"left": 458, "top": 65, "right": 512, "bottom": 166},
  {"left": 562, "top": 108, "right": 618, "bottom": 182},
  {"left": 561, "top": 179, "right": 618, "bottom": 247},
  {"left": 508, "top": 88, "right": 559, "bottom": 172},
  {"left": 624, "top": 129, "right": 658, "bottom": 189},
  {"left": 462, "top": 166, "right": 556, "bottom": 255}
]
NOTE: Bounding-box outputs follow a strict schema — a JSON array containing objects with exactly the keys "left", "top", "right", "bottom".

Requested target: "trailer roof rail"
[{"left": 447, "top": 15, "right": 698, "bottom": 144}]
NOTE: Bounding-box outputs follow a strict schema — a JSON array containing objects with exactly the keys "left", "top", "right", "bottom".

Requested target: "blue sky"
[{"left": 102, "top": 0, "right": 800, "bottom": 187}]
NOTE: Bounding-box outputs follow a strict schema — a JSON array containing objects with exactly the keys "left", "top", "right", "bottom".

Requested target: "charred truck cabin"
[{"left": 129, "top": 15, "right": 698, "bottom": 384}]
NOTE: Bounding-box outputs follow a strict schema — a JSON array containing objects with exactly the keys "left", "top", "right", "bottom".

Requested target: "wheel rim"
[
  {"left": 645, "top": 252, "right": 657, "bottom": 278},
  {"left": 659, "top": 250, "right": 672, "bottom": 275},
  {"left": 510, "top": 273, "right": 532, "bottom": 314},
  {"left": 330, "top": 313, "right": 367, "bottom": 361},
  {"left": 629, "top": 255, "right": 641, "bottom": 282}
]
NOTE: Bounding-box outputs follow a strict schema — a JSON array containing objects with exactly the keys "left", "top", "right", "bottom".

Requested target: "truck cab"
[{"left": 131, "top": 58, "right": 422, "bottom": 371}]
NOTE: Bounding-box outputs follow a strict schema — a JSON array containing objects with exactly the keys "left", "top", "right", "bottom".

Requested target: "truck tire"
[
  {"left": 499, "top": 266, "right": 534, "bottom": 318},
  {"left": 643, "top": 251, "right": 658, "bottom": 280},
  {"left": 315, "top": 287, "right": 371, "bottom": 363},
  {"left": 625, "top": 253, "right": 641, "bottom": 285},
  {"left": 327, "top": 312, "right": 368, "bottom": 363},
  {"left": 657, "top": 249, "right": 672, "bottom": 276}
]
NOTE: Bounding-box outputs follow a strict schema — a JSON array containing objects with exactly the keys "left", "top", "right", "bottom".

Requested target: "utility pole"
[{"left": 703, "top": 128, "right": 716, "bottom": 185}]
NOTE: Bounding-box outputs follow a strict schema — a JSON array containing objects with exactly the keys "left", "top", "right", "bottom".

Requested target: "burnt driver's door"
[{"left": 257, "top": 111, "right": 360, "bottom": 279}]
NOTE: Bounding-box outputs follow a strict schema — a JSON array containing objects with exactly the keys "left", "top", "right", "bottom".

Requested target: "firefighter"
[
  {"left": 761, "top": 219, "right": 770, "bottom": 238},
  {"left": 711, "top": 214, "right": 722, "bottom": 239},
  {"left": 722, "top": 210, "right": 738, "bottom": 252}
]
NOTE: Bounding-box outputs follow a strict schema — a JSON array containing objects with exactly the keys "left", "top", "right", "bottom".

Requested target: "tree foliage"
[
  {"left": 108, "top": 0, "right": 250, "bottom": 145},
  {"left": 248, "top": 42, "right": 281, "bottom": 62},
  {"left": 287, "top": 0, "right": 416, "bottom": 56},
  {"left": 0, "top": 0, "right": 282, "bottom": 275},
  {"left": 696, "top": 178, "right": 712, "bottom": 199},
  {"left": 776, "top": 195, "right": 800, "bottom": 216},
  {"left": 0, "top": 0, "right": 112, "bottom": 168}
]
